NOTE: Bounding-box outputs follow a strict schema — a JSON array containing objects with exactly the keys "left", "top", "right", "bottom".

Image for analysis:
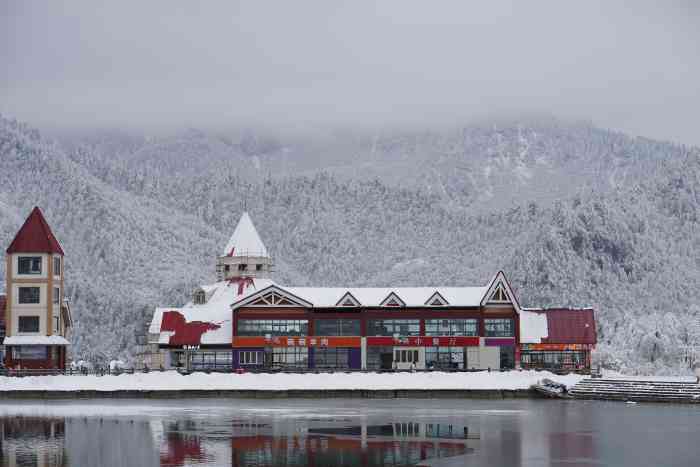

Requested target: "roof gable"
[
  {"left": 425, "top": 291, "right": 449, "bottom": 306},
  {"left": 232, "top": 285, "right": 313, "bottom": 309},
  {"left": 336, "top": 292, "right": 361, "bottom": 307},
  {"left": 6, "top": 207, "right": 64, "bottom": 255},
  {"left": 379, "top": 292, "right": 406, "bottom": 307},
  {"left": 223, "top": 212, "right": 268, "bottom": 257},
  {"left": 481, "top": 271, "right": 521, "bottom": 313}
]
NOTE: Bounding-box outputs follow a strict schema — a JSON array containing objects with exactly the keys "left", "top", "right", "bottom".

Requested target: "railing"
[
  {"left": 0, "top": 366, "right": 167, "bottom": 378},
  {"left": 0, "top": 366, "right": 591, "bottom": 377},
  {"left": 0, "top": 366, "right": 517, "bottom": 377}
]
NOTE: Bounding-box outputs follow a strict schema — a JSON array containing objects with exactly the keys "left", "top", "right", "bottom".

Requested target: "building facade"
[
  {"left": 150, "top": 212, "right": 596, "bottom": 372},
  {"left": 2, "top": 207, "right": 72, "bottom": 369}
]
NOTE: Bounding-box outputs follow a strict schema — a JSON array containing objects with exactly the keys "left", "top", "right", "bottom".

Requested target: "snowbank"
[{"left": 0, "top": 370, "right": 585, "bottom": 392}]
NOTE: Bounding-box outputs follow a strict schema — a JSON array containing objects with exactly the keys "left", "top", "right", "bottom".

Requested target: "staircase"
[{"left": 570, "top": 378, "right": 700, "bottom": 403}]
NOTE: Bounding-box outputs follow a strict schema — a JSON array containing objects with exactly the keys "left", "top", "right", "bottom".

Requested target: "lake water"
[{"left": 0, "top": 398, "right": 698, "bottom": 466}]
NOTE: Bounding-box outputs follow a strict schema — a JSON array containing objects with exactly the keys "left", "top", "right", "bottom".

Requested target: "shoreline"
[{"left": 0, "top": 388, "right": 534, "bottom": 399}]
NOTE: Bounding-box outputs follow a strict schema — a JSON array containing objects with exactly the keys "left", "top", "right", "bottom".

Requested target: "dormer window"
[
  {"left": 18, "top": 257, "right": 42, "bottom": 275},
  {"left": 238, "top": 264, "right": 248, "bottom": 271},
  {"left": 194, "top": 291, "right": 206, "bottom": 305}
]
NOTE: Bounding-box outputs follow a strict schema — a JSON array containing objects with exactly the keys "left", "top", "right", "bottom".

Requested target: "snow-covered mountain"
[{"left": 2, "top": 115, "right": 699, "bottom": 373}]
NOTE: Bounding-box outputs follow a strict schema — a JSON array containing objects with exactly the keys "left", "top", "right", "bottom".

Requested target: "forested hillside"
[{"left": 2, "top": 115, "right": 699, "bottom": 373}]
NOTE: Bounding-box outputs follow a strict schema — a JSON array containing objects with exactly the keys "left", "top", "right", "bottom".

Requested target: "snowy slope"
[{"left": 2, "top": 115, "right": 699, "bottom": 374}]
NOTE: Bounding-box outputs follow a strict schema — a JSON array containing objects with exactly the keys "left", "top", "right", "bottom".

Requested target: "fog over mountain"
[{"left": 1, "top": 115, "right": 699, "bottom": 374}]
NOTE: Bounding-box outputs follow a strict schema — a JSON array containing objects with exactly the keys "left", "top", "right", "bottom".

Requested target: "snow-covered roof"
[
  {"left": 235, "top": 286, "right": 489, "bottom": 308},
  {"left": 151, "top": 277, "right": 276, "bottom": 345},
  {"left": 518, "top": 309, "right": 549, "bottom": 343},
  {"left": 3, "top": 335, "right": 70, "bottom": 346},
  {"left": 222, "top": 212, "right": 268, "bottom": 257}
]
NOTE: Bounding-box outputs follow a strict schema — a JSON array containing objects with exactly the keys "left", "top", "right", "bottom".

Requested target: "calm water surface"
[{"left": 0, "top": 398, "right": 698, "bottom": 466}]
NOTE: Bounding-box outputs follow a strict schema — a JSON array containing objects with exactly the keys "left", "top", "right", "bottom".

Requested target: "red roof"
[
  {"left": 539, "top": 308, "right": 597, "bottom": 345},
  {"left": 160, "top": 311, "right": 221, "bottom": 346},
  {"left": 6, "top": 207, "right": 64, "bottom": 255}
]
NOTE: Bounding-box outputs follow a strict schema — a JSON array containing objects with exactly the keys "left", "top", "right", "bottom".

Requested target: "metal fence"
[{"left": 0, "top": 366, "right": 556, "bottom": 378}]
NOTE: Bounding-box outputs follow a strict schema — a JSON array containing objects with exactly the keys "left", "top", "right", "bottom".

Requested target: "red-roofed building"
[
  {"left": 520, "top": 308, "right": 597, "bottom": 372},
  {"left": 149, "top": 211, "right": 597, "bottom": 373},
  {"left": 3, "top": 207, "right": 72, "bottom": 370}
]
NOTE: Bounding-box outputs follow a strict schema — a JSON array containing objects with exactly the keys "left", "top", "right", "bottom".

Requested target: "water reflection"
[
  {"left": 6, "top": 399, "right": 694, "bottom": 467},
  {"left": 1, "top": 417, "right": 66, "bottom": 467},
  {"left": 1, "top": 414, "right": 477, "bottom": 467}
]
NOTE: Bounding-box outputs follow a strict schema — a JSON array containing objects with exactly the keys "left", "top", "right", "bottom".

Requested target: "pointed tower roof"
[
  {"left": 223, "top": 212, "right": 268, "bottom": 257},
  {"left": 6, "top": 206, "right": 64, "bottom": 255}
]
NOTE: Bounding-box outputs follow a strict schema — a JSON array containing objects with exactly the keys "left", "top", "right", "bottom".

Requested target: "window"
[
  {"left": 315, "top": 348, "right": 349, "bottom": 369},
  {"left": 13, "top": 345, "right": 47, "bottom": 360},
  {"left": 224, "top": 265, "right": 231, "bottom": 272},
  {"left": 237, "top": 319, "right": 309, "bottom": 336},
  {"left": 268, "top": 347, "right": 308, "bottom": 368},
  {"left": 314, "top": 319, "right": 361, "bottom": 336},
  {"left": 193, "top": 291, "right": 206, "bottom": 305},
  {"left": 53, "top": 257, "right": 61, "bottom": 276},
  {"left": 484, "top": 319, "right": 514, "bottom": 337},
  {"left": 238, "top": 264, "right": 248, "bottom": 271},
  {"left": 239, "top": 350, "right": 261, "bottom": 365},
  {"left": 54, "top": 315, "right": 60, "bottom": 334},
  {"left": 394, "top": 349, "right": 419, "bottom": 363},
  {"left": 367, "top": 319, "right": 420, "bottom": 336},
  {"left": 53, "top": 287, "right": 60, "bottom": 305},
  {"left": 489, "top": 285, "right": 510, "bottom": 302},
  {"left": 256, "top": 264, "right": 263, "bottom": 271},
  {"left": 426, "top": 347, "right": 465, "bottom": 369},
  {"left": 425, "top": 319, "right": 478, "bottom": 336},
  {"left": 18, "top": 257, "right": 42, "bottom": 275},
  {"left": 18, "top": 287, "right": 40, "bottom": 304},
  {"left": 18, "top": 316, "right": 40, "bottom": 333},
  {"left": 189, "top": 351, "right": 233, "bottom": 370}
]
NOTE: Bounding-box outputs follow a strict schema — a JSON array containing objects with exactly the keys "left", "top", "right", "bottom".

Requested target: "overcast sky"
[{"left": 2, "top": 1, "right": 699, "bottom": 145}]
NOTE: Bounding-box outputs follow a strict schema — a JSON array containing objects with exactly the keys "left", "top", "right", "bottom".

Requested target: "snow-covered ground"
[{"left": 0, "top": 370, "right": 585, "bottom": 392}]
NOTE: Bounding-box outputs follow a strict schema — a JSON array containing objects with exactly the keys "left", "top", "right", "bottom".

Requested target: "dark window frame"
[
  {"left": 18, "top": 287, "right": 41, "bottom": 304},
  {"left": 18, "top": 316, "right": 40, "bottom": 333},
  {"left": 314, "top": 319, "right": 361, "bottom": 336},
  {"left": 484, "top": 318, "right": 514, "bottom": 337},
  {"left": 425, "top": 318, "right": 478, "bottom": 336},
  {"left": 367, "top": 319, "right": 420, "bottom": 336},
  {"left": 18, "top": 256, "right": 42, "bottom": 275}
]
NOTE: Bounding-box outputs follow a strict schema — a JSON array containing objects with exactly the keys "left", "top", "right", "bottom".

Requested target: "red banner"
[
  {"left": 366, "top": 336, "right": 479, "bottom": 347},
  {"left": 520, "top": 343, "right": 593, "bottom": 351}
]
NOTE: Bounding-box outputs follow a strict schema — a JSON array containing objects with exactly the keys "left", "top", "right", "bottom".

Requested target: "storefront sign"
[
  {"left": 520, "top": 343, "right": 592, "bottom": 351},
  {"left": 233, "top": 336, "right": 361, "bottom": 348},
  {"left": 484, "top": 338, "right": 515, "bottom": 347},
  {"left": 366, "top": 336, "right": 479, "bottom": 347}
]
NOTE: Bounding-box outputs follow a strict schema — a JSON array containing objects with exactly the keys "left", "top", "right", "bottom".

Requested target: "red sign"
[
  {"left": 366, "top": 336, "right": 479, "bottom": 347},
  {"left": 521, "top": 343, "right": 593, "bottom": 351},
  {"left": 233, "top": 336, "right": 361, "bottom": 348}
]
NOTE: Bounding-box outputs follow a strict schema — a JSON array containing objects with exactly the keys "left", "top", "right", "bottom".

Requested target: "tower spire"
[{"left": 216, "top": 212, "right": 272, "bottom": 281}]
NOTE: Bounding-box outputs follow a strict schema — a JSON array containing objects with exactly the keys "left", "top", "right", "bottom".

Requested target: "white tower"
[{"left": 216, "top": 212, "right": 273, "bottom": 281}]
